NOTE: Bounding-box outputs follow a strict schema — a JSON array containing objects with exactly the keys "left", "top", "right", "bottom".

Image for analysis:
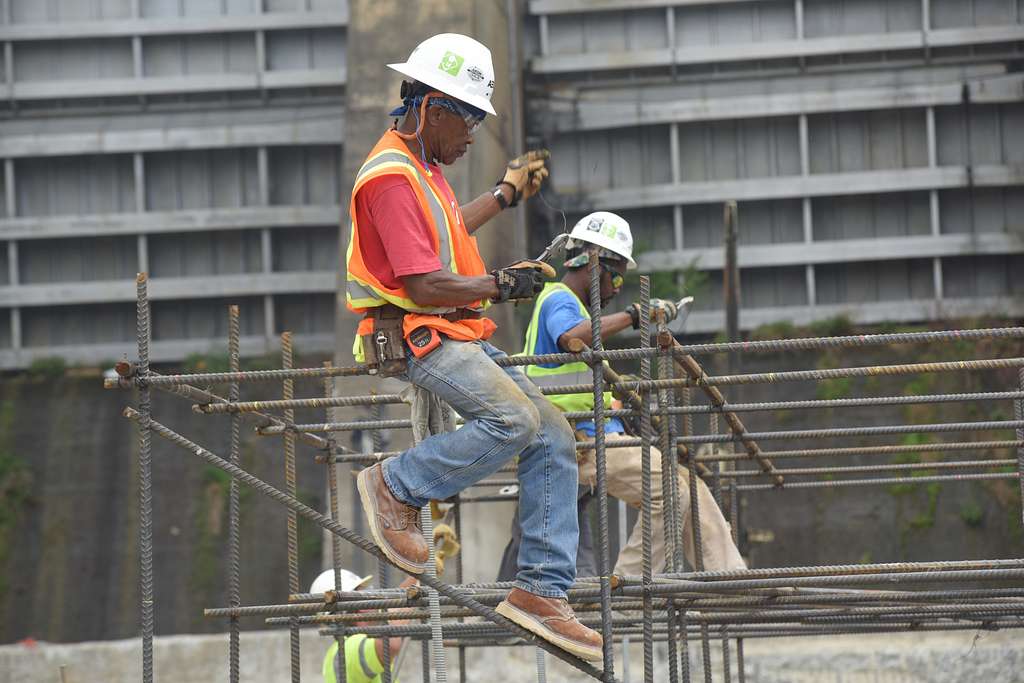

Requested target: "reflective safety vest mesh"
[
  {"left": 522, "top": 282, "right": 613, "bottom": 414},
  {"left": 346, "top": 130, "right": 492, "bottom": 361},
  {"left": 322, "top": 634, "right": 395, "bottom": 683}
]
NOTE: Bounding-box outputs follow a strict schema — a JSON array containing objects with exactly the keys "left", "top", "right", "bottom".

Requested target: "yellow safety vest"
[
  {"left": 522, "top": 282, "right": 613, "bottom": 414},
  {"left": 322, "top": 635, "right": 396, "bottom": 683}
]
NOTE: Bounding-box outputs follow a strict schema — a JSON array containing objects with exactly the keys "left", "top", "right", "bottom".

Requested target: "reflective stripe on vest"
[
  {"left": 345, "top": 145, "right": 459, "bottom": 314},
  {"left": 522, "top": 282, "right": 613, "bottom": 414}
]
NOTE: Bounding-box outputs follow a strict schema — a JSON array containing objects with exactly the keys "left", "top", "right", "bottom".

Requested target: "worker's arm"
[
  {"left": 373, "top": 576, "right": 419, "bottom": 663},
  {"left": 462, "top": 151, "right": 550, "bottom": 234},
  {"left": 402, "top": 270, "right": 499, "bottom": 307},
  {"left": 462, "top": 184, "right": 514, "bottom": 234},
  {"left": 557, "top": 311, "right": 635, "bottom": 350}
]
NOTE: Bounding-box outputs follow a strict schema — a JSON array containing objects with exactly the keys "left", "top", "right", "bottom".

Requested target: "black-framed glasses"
[{"left": 600, "top": 263, "right": 624, "bottom": 289}]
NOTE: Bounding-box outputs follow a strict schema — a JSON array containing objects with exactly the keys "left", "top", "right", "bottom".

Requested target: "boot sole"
[
  {"left": 495, "top": 600, "right": 603, "bottom": 662},
  {"left": 356, "top": 467, "right": 426, "bottom": 575}
]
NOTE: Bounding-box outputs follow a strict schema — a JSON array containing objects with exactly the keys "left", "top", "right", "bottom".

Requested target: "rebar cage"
[{"left": 107, "top": 262, "right": 1024, "bottom": 683}]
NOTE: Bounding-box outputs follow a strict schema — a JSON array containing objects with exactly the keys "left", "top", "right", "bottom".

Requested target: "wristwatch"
[{"left": 491, "top": 185, "right": 509, "bottom": 210}]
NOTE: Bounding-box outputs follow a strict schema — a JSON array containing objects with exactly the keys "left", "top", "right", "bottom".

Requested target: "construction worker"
[
  {"left": 311, "top": 568, "right": 415, "bottom": 683},
  {"left": 346, "top": 33, "right": 602, "bottom": 661},
  {"left": 508, "top": 211, "right": 747, "bottom": 576}
]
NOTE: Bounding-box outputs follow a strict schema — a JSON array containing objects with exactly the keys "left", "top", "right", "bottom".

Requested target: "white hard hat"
[
  {"left": 387, "top": 33, "right": 497, "bottom": 116},
  {"left": 566, "top": 211, "right": 636, "bottom": 269},
  {"left": 309, "top": 568, "right": 373, "bottom": 595}
]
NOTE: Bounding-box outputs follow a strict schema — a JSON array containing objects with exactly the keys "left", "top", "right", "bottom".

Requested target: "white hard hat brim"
[
  {"left": 349, "top": 574, "right": 373, "bottom": 592},
  {"left": 566, "top": 236, "right": 638, "bottom": 269},
  {"left": 387, "top": 61, "right": 498, "bottom": 116}
]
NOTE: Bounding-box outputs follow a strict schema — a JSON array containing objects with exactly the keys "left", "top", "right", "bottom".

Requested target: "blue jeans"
[{"left": 382, "top": 338, "right": 579, "bottom": 598}]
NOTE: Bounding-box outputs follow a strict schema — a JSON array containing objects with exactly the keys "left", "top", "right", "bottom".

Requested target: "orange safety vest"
[{"left": 346, "top": 130, "right": 496, "bottom": 361}]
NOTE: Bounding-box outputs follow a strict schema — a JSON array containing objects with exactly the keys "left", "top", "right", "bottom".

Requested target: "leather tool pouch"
[{"left": 361, "top": 305, "right": 407, "bottom": 377}]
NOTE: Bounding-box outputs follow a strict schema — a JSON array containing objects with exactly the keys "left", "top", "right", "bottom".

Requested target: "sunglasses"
[{"left": 600, "top": 263, "right": 625, "bottom": 289}]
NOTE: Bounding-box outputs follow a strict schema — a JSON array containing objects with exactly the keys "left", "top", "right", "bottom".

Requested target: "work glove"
[
  {"left": 498, "top": 150, "right": 550, "bottom": 206},
  {"left": 626, "top": 298, "right": 679, "bottom": 329},
  {"left": 432, "top": 523, "right": 461, "bottom": 576},
  {"left": 491, "top": 260, "right": 557, "bottom": 303}
]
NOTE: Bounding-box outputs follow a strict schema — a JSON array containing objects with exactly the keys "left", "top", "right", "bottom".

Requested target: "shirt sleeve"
[
  {"left": 363, "top": 174, "right": 443, "bottom": 277},
  {"left": 541, "top": 291, "right": 587, "bottom": 351}
]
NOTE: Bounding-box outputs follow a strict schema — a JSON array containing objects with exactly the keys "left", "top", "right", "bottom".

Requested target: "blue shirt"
[{"left": 534, "top": 288, "right": 625, "bottom": 436}]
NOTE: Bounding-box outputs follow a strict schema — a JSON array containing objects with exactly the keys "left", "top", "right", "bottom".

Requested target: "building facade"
[
  {"left": 524, "top": 0, "right": 1024, "bottom": 333},
  {"left": 1, "top": 0, "right": 1022, "bottom": 369},
  {"left": 0, "top": 0, "right": 346, "bottom": 369}
]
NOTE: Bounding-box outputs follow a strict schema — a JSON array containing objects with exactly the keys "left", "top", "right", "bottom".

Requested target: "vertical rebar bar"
[
  {"left": 421, "top": 503, "right": 447, "bottom": 683},
  {"left": 711, "top": 415, "right": 731, "bottom": 683},
  {"left": 730, "top": 479, "right": 745, "bottom": 683},
  {"left": 681, "top": 384, "right": 713, "bottom": 683},
  {"left": 454, "top": 495, "right": 467, "bottom": 683},
  {"left": 639, "top": 276, "right": 655, "bottom": 683},
  {"left": 136, "top": 273, "right": 154, "bottom": 683},
  {"left": 371, "top": 401, "right": 393, "bottom": 683},
  {"left": 281, "top": 332, "right": 300, "bottom": 683},
  {"left": 1016, "top": 369, "right": 1024, "bottom": 527},
  {"left": 323, "top": 362, "right": 349, "bottom": 683},
  {"left": 587, "top": 246, "right": 615, "bottom": 678},
  {"left": 227, "top": 305, "right": 242, "bottom": 683},
  {"left": 658, "top": 353, "right": 681, "bottom": 683},
  {"left": 536, "top": 646, "right": 548, "bottom": 683}
]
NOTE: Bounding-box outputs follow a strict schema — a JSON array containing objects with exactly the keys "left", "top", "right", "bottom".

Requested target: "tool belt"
[{"left": 361, "top": 305, "right": 482, "bottom": 377}]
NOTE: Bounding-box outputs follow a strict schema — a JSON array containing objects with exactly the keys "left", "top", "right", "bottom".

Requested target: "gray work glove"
[{"left": 626, "top": 298, "right": 679, "bottom": 329}]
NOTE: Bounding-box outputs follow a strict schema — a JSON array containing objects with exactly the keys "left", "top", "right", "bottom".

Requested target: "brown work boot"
[
  {"left": 356, "top": 463, "right": 428, "bottom": 574},
  {"left": 495, "top": 587, "right": 603, "bottom": 661}
]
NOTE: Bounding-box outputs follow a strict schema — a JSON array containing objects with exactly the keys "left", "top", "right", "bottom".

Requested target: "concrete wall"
[{"left": 2, "top": 628, "right": 1021, "bottom": 683}]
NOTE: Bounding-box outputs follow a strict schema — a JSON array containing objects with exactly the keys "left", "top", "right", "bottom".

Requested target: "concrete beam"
[
  {"left": 540, "top": 74, "right": 1024, "bottom": 132},
  {"left": 639, "top": 233, "right": 1024, "bottom": 273},
  {"left": 0, "top": 118, "right": 342, "bottom": 158},
  {"left": 6, "top": 69, "right": 345, "bottom": 101},
  {"left": 0, "top": 11, "right": 348, "bottom": 41},
  {"left": 530, "top": 0, "right": 758, "bottom": 13},
  {"left": 0, "top": 332, "right": 334, "bottom": 370},
  {"left": 0, "top": 272, "right": 335, "bottom": 307},
  {"left": 579, "top": 165, "right": 1024, "bottom": 211},
  {"left": 680, "top": 296, "right": 1024, "bottom": 335},
  {"left": 0, "top": 206, "right": 341, "bottom": 240},
  {"left": 530, "top": 26, "right": 1024, "bottom": 74}
]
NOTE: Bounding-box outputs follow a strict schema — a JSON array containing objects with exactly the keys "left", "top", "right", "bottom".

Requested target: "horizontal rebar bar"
[
  {"left": 578, "top": 420, "right": 1024, "bottom": 450},
  {"left": 545, "top": 356, "right": 1024, "bottom": 396},
  {"left": 700, "top": 440, "right": 1024, "bottom": 462},
  {"left": 253, "top": 390, "right": 1024, "bottom": 437},
  {"left": 722, "top": 459, "right": 1017, "bottom": 477},
  {"left": 737, "top": 471, "right": 1019, "bottom": 491}
]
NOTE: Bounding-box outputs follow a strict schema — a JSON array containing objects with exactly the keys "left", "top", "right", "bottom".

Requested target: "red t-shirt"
[{"left": 353, "top": 161, "right": 462, "bottom": 290}]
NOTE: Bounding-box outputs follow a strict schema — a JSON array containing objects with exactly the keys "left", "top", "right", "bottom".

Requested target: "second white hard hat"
[
  {"left": 309, "top": 568, "right": 373, "bottom": 595},
  {"left": 387, "top": 33, "right": 497, "bottom": 116},
  {"left": 566, "top": 211, "right": 637, "bottom": 269}
]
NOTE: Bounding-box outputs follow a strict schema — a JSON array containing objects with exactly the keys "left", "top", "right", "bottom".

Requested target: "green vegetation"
[
  {"left": 808, "top": 315, "right": 855, "bottom": 338},
  {"left": 816, "top": 377, "right": 853, "bottom": 401},
  {"left": 297, "top": 489, "right": 323, "bottom": 568},
  {"left": 959, "top": 500, "right": 984, "bottom": 528},
  {"left": 0, "top": 452, "right": 32, "bottom": 598},
  {"left": 27, "top": 356, "right": 67, "bottom": 379},
  {"left": 750, "top": 321, "right": 798, "bottom": 341}
]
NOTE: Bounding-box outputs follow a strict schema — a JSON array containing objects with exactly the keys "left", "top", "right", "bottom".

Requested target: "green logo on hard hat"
[{"left": 439, "top": 51, "right": 464, "bottom": 76}]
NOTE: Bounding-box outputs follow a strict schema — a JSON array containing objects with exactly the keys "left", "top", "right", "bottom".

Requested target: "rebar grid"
[{"left": 110, "top": 274, "right": 1024, "bottom": 682}]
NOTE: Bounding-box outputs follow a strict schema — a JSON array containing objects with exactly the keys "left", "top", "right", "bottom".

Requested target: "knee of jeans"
[
  {"left": 503, "top": 399, "right": 541, "bottom": 449},
  {"left": 546, "top": 416, "right": 576, "bottom": 463}
]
